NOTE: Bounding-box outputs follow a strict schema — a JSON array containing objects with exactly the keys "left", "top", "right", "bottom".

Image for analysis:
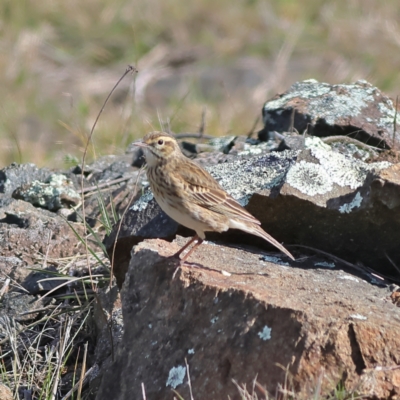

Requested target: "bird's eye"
[{"left": 158, "top": 139, "right": 164, "bottom": 145}]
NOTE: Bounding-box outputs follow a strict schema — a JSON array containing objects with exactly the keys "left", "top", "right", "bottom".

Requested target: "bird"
[{"left": 134, "top": 131, "right": 294, "bottom": 261}]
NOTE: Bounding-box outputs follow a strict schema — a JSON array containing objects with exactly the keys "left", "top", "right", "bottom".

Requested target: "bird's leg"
[
  {"left": 172, "top": 235, "right": 204, "bottom": 279},
  {"left": 180, "top": 237, "right": 204, "bottom": 262},
  {"left": 172, "top": 235, "right": 200, "bottom": 258}
]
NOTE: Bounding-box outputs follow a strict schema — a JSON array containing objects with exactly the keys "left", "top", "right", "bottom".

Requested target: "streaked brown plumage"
[{"left": 134, "top": 131, "right": 294, "bottom": 261}]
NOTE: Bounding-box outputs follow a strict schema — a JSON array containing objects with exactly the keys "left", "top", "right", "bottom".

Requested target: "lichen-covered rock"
[
  {"left": 0, "top": 163, "right": 50, "bottom": 196},
  {"left": 259, "top": 79, "right": 400, "bottom": 149},
  {"left": 12, "top": 174, "right": 80, "bottom": 211}
]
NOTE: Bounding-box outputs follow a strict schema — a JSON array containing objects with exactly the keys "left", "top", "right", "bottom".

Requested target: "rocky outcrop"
[
  {"left": 99, "top": 80, "right": 400, "bottom": 399},
  {"left": 106, "top": 135, "right": 399, "bottom": 287},
  {"left": 96, "top": 238, "right": 400, "bottom": 400},
  {"left": 1, "top": 80, "right": 399, "bottom": 399}
]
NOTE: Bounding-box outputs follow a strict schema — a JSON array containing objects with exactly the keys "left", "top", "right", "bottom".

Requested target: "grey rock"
[
  {"left": 22, "top": 268, "right": 68, "bottom": 295},
  {"left": 12, "top": 174, "right": 80, "bottom": 211},
  {"left": 0, "top": 292, "right": 45, "bottom": 322},
  {"left": 0, "top": 163, "right": 50, "bottom": 196},
  {"left": 260, "top": 79, "right": 400, "bottom": 149},
  {"left": 276, "top": 135, "right": 306, "bottom": 151}
]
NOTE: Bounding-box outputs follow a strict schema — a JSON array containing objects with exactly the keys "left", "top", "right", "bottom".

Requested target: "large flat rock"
[{"left": 96, "top": 237, "right": 400, "bottom": 400}]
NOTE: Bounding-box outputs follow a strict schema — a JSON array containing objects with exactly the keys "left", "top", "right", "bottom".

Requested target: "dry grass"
[
  {"left": 1, "top": 0, "right": 400, "bottom": 168},
  {"left": 0, "top": 227, "right": 110, "bottom": 398}
]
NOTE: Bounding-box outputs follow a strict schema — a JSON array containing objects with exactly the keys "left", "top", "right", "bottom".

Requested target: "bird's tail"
[{"left": 230, "top": 220, "right": 294, "bottom": 260}]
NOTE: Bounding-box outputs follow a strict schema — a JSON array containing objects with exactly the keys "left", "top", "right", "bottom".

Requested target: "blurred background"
[{"left": 1, "top": 0, "right": 400, "bottom": 168}]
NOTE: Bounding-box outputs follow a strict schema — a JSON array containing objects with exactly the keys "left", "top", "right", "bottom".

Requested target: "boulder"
[
  {"left": 259, "top": 80, "right": 400, "bottom": 150},
  {"left": 96, "top": 238, "right": 400, "bottom": 399}
]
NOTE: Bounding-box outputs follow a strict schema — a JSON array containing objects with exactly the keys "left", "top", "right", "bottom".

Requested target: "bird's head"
[{"left": 134, "top": 131, "right": 180, "bottom": 166}]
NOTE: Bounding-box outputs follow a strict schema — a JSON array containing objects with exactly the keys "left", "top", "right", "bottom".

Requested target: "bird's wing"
[{"left": 177, "top": 158, "right": 261, "bottom": 225}]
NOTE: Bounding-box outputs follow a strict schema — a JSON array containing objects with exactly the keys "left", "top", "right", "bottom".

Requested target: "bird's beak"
[{"left": 133, "top": 141, "right": 148, "bottom": 148}]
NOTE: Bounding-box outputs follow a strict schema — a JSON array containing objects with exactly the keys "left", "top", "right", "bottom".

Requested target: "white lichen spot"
[
  {"left": 350, "top": 314, "right": 367, "bottom": 320},
  {"left": 210, "top": 317, "right": 219, "bottom": 324},
  {"left": 310, "top": 147, "right": 366, "bottom": 189},
  {"left": 339, "top": 275, "right": 359, "bottom": 282},
  {"left": 305, "top": 136, "right": 332, "bottom": 151},
  {"left": 221, "top": 270, "right": 232, "bottom": 276},
  {"left": 130, "top": 189, "right": 154, "bottom": 211},
  {"left": 315, "top": 261, "right": 335, "bottom": 268},
  {"left": 166, "top": 366, "right": 186, "bottom": 389},
  {"left": 261, "top": 255, "right": 290, "bottom": 266},
  {"left": 307, "top": 141, "right": 391, "bottom": 190},
  {"left": 258, "top": 325, "right": 272, "bottom": 341},
  {"left": 286, "top": 161, "right": 333, "bottom": 196},
  {"left": 339, "top": 192, "right": 363, "bottom": 214},
  {"left": 240, "top": 142, "right": 271, "bottom": 156},
  {"left": 188, "top": 348, "right": 195, "bottom": 355}
]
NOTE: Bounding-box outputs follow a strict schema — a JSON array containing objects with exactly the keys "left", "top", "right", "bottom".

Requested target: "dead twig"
[
  {"left": 79, "top": 65, "right": 137, "bottom": 293},
  {"left": 246, "top": 115, "right": 260, "bottom": 139},
  {"left": 385, "top": 251, "right": 400, "bottom": 276},
  {"left": 292, "top": 244, "right": 400, "bottom": 284},
  {"left": 393, "top": 95, "right": 398, "bottom": 150},
  {"left": 141, "top": 383, "right": 147, "bottom": 400},
  {"left": 61, "top": 365, "right": 95, "bottom": 400},
  {"left": 77, "top": 342, "right": 88, "bottom": 400},
  {"left": 185, "top": 358, "right": 194, "bottom": 400},
  {"left": 0, "top": 279, "right": 10, "bottom": 299},
  {"left": 199, "top": 106, "right": 207, "bottom": 138},
  {"left": 80, "top": 177, "right": 130, "bottom": 194}
]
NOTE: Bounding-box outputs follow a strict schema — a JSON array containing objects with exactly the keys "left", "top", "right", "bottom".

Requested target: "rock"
[
  {"left": 92, "top": 285, "right": 123, "bottom": 366},
  {"left": 105, "top": 136, "right": 398, "bottom": 286},
  {"left": 276, "top": 134, "right": 306, "bottom": 152},
  {"left": 0, "top": 163, "right": 51, "bottom": 196},
  {"left": 72, "top": 154, "right": 134, "bottom": 181},
  {"left": 259, "top": 80, "right": 400, "bottom": 150},
  {"left": 96, "top": 238, "right": 400, "bottom": 399},
  {"left": 126, "top": 143, "right": 146, "bottom": 168},
  {"left": 322, "top": 135, "right": 379, "bottom": 161},
  {"left": 0, "top": 292, "right": 46, "bottom": 322},
  {"left": 89, "top": 285, "right": 124, "bottom": 396},
  {"left": 0, "top": 255, "right": 28, "bottom": 286},
  {"left": 12, "top": 173, "right": 80, "bottom": 211},
  {"left": 22, "top": 267, "right": 68, "bottom": 295},
  {"left": 183, "top": 135, "right": 237, "bottom": 155},
  {"left": 0, "top": 198, "right": 85, "bottom": 286}
]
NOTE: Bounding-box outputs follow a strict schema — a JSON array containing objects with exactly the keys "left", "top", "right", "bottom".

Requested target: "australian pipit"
[{"left": 134, "top": 131, "right": 294, "bottom": 261}]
